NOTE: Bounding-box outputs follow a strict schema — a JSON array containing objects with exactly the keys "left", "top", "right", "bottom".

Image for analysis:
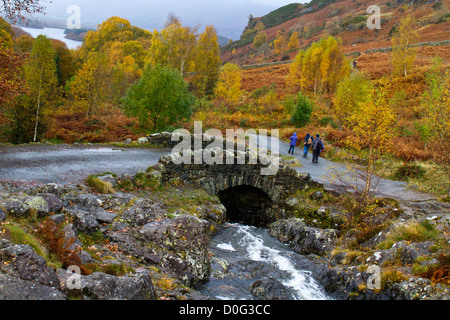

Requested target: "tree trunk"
[
  {"left": 33, "top": 76, "right": 42, "bottom": 143},
  {"left": 365, "top": 145, "right": 374, "bottom": 202}
]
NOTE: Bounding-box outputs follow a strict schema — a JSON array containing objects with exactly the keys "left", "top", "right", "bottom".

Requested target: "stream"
[{"left": 199, "top": 223, "right": 330, "bottom": 300}]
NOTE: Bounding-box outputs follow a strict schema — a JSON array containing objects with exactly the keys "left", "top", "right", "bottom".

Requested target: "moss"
[
  {"left": 377, "top": 221, "right": 439, "bottom": 249},
  {"left": 381, "top": 268, "right": 408, "bottom": 289},
  {"left": 1, "top": 223, "right": 48, "bottom": 260},
  {"left": 83, "top": 263, "right": 135, "bottom": 276},
  {"left": 117, "top": 179, "right": 135, "bottom": 191},
  {"left": 86, "top": 175, "right": 115, "bottom": 194}
]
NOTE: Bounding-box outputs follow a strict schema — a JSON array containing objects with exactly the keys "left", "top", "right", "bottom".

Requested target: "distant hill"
[{"left": 222, "top": 0, "right": 450, "bottom": 65}]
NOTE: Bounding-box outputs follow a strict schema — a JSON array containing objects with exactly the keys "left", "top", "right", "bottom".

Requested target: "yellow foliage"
[
  {"left": 391, "top": 15, "right": 418, "bottom": 77},
  {"left": 287, "top": 36, "right": 350, "bottom": 95},
  {"left": 214, "top": 63, "right": 242, "bottom": 107}
]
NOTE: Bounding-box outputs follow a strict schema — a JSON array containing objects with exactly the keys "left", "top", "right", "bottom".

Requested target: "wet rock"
[
  {"left": 94, "top": 208, "right": 117, "bottom": 224},
  {"left": 49, "top": 213, "right": 66, "bottom": 225},
  {"left": 67, "top": 208, "right": 100, "bottom": 233},
  {"left": 24, "top": 196, "right": 50, "bottom": 217},
  {"left": 141, "top": 215, "right": 211, "bottom": 286},
  {"left": 0, "top": 239, "right": 61, "bottom": 288},
  {"left": 269, "top": 218, "right": 338, "bottom": 256},
  {"left": 0, "top": 273, "right": 66, "bottom": 300},
  {"left": 250, "top": 277, "right": 292, "bottom": 300},
  {"left": 57, "top": 270, "right": 157, "bottom": 300},
  {"left": 123, "top": 138, "right": 133, "bottom": 145},
  {"left": 115, "top": 198, "right": 165, "bottom": 229},
  {"left": 37, "top": 193, "right": 63, "bottom": 215},
  {"left": 284, "top": 196, "right": 299, "bottom": 208},
  {"left": 1, "top": 197, "right": 31, "bottom": 217},
  {"left": 0, "top": 208, "right": 5, "bottom": 222},
  {"left": 62, "top": 224, "right": 83, "bottom": 251},
  {"left": 366, "top": 241, "right": 434, "bottom": 266}
]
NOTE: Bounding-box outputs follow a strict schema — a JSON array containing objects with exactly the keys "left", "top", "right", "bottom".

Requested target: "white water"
[
  {"left": 236, "top": 225, "right": 329, "bottom": 300},
  {"left": 202, "top": 223, "right": 331, "bottom": 300},
  {"left": 17, "top": 26, "right": 82, "bottom": 50}
]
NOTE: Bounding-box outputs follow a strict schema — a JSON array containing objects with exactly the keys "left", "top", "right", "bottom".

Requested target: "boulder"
[
  {"left": 57, "top": 270, "right": 157, "bottom": 300},
  {"left": 123, "top": 138, "right": 133, "bottom": 145},
  {"left": 0, "top": 208, "right": 5, "bottom": 222},
  {"left": 1, "top": 198, "right": 31, "bottom": 218},
  {"left": 269, "top": 219, "right": 338, "bottom": 256},
  {"left": 24, "top": 196, "right": 50, "bottom": 217},
  {"left": 141, "top": 215, "right": 211, "bottom": 286},
  {"left": 0, "top": 273, "right": 66, "bottom": 300},
  {"left": 0, "top": 239, "right": 61, "bottom": 288},
  {"left": 250, "top": 277, "right": 292, "bottom": 300},
  {"left": 37, "top": 193, "right": 63, "bottom": 215},
  {"left": 138, "top": 137, "right": 149, "bottom": 144}
]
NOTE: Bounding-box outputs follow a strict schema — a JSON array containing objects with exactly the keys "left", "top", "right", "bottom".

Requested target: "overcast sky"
[{"left": 38, "top": 0, "right": 306, "bottom": 39}]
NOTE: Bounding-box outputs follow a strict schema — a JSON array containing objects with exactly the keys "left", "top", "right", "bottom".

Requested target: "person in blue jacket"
[
  {"left": 303, "top": 132, "right": 312, "bottom": 158},
  {"left": 288, "top": 132, "right": 298, "bottom": 155}
]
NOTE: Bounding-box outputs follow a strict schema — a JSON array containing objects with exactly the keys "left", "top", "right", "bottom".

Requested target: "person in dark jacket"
[
  {"left": 303, "top": 133, "right": 312, "bottom": 158},
  {"left": 288, "top": 133, "right": 298, "bottom": 155},
  {"left": 311, "top": 134, "right": 324, "bottom": 163}
]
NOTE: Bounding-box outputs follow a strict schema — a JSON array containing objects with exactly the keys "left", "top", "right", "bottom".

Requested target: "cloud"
[{"left": 39, "top": 0, "right": 307, "bottom": 39}]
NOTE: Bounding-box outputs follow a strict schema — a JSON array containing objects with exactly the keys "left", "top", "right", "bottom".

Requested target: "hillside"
[{"left": 222, "top": 0, "right": 450, "bottom": 65}]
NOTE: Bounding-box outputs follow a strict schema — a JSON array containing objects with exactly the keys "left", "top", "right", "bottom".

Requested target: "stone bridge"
[{"left": 145, "top": 132, "right": 321, "bottom": 227}]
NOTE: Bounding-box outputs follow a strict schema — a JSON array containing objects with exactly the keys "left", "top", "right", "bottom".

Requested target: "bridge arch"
[{"left": 153, "top": 142, "right": 320, "bottom": 227}]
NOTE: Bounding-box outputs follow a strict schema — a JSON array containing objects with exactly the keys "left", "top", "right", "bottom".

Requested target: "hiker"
[
  {"left": 311, "top": 134, "right": 325, "bottom": 164},
  {"left": 352, "top": 60, "right": 357, "bottom": 69},
  {"left": 288, "top": 132, "right": 298, "bottom": 155},
  {"left": 303, "top": 132, "right": 313, "bottom": 157}
]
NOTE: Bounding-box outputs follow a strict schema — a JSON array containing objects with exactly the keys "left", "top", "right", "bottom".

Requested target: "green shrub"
[
  {"left": 393, "top": 163, "right": 426, "bottom": 181},
  {"left": 291, "top": 93, "right": 312, "bottom": 127}
]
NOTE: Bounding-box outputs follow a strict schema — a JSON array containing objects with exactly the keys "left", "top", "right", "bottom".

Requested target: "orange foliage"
[{"left": 45, "top": 108, "right": 140, "bottom": 144}]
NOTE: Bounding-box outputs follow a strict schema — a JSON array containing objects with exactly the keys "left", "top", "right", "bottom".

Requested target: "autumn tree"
[
  {"left": 214, "top": 63, "right": 242, "bottom": 107},
  {"left": 287, "top": 35, "right": 350, "bottom": 95},
  {"left": 23, "top": 35, "right": 58, "bottom": 142},
  {"left": 422, "top": 63, "right": 450, "bottom": 194},
  {"left": 81, "top": 17, "right": 151, "bottom": 56},
  {"left": 148, "top": 14, "right": 198, "bottom": 76},
  {"left": 334, "top": 71, "right": 373, "bottom": 126},
  {"left": 0, "top": 33, "right": 26, "bottom": 131},
  {"left": 255, "top": 21, "right": 265, "bottom": 32},
  {"left": 273, "top": 30, "right": 288, "bottom": 55},
  {"left": 391, "top": 15, "right": 418, "bottom": 77},
  {"left": 346, "top": 82, "right": 397, "bottom": 201},
  {"left": 68, "top": 52, "right": 110, "bottom": 117},
  {"left": 286, "top": 50, "right": 304, "bottom": 90},
  {"left": 123, "top": 64, "right": 194, "bottom": 133},
  {"left": 51, "top": 39, "right": 77, "bottom": 88},
  {"left": 192, "top": 25, "right": 222, "bottom": 97},
  {"left": 253, "top": 32, "right": 267, "bottom": 49},
  {"left": 288, "top": 31, "right": 299, "bottom": 50},
  {"left": 0, "top": 0, "right": 47, "bottom": 22}
]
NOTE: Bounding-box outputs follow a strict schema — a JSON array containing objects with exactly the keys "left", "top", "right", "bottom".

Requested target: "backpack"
[
  {"left": 312, "top": 138, "right": 323, "bottom": 151},
  {"left": 307, "top": 137, "right": 313, "bottom": 145}
]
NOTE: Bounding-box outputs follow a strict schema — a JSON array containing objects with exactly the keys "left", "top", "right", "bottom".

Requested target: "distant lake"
[{"left": 17, "top": 26, "right": 82, "bottom": 50}]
